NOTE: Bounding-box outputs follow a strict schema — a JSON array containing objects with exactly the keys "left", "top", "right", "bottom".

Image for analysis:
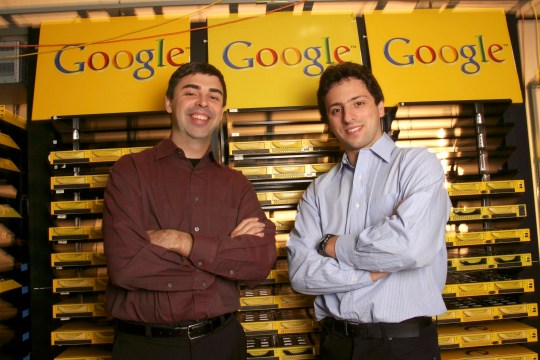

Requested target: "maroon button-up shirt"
[{"left": 103, "top": 139, "right": 276, "bottom": 324}]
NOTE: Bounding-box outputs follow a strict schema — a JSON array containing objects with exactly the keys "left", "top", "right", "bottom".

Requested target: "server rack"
[
  {"left": 0, "top": 106, "right": 30, "bottom": 359},
  {"left": 22, "top": 13, "right": 538, "bottom": 360},
  {"left": 27, "top": 102, "right": 540, "bottom": 360}
]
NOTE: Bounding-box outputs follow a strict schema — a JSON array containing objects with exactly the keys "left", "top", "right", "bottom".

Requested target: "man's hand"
[
  {"left": 324, "top": 235, "right": 337, "bottom": 258},
  {"left": 370, "top": 271, "right": 390, "bottom": 282},
  {"left": 147, "top": 229, "right": 193, "bottom": 257},
  {"left": 323, "top": 236, "right": 390, "bottom": 282},
  {"left": 392, "top": 200, "right": 403, "bottom": 216},
  {"left": 230, "top": 217, "right": 265, "bottom": 238}
]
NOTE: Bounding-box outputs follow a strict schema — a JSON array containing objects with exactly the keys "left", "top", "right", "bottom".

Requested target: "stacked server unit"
[
  {"left": 44, "top": 108, "right": 341, "bottom": 359},
  {"left": 0, "top": 105, "right": 30, "bottom": 359},
  {"left": 40, "top": 97, "right": 539, "bottom": 360},
  {"left": 391, "top": 101, "right": 539, "bottom": 359},
  {"left": 224, "top": 108, "right": 342, "bottom": 359},
  {"left": 222, "top": 99, "right": 540, "bottom": 360},
  {"left": 47, "top": 114, "right": 170, "bottom": 360}
]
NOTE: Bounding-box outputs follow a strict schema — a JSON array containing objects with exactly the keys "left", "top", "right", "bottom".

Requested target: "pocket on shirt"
[{"left": 369, "top": 193, "right": 401, "bottom": 221}]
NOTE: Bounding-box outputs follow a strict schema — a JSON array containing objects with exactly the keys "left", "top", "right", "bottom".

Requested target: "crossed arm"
[
  {"left": 147, "top": 217, "right": 266, "bottom": 256},
  {"left": 322, "top": 234, "right": 389, "bottom": 282},
  {"left": 321, "top": 201, "right": 406, "bottom": 282}
]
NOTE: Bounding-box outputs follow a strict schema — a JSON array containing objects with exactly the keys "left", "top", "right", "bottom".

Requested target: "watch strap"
[{"left": 317, "top": 234, "right": 334, "bottom": 257}]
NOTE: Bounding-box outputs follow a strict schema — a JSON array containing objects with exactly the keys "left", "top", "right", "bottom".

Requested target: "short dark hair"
[
  {"left": 166, "top": 62, "right": 227, "bottom": 106},
  {"left": 317, "top": 62, "right": 384, "bottom": 123}
]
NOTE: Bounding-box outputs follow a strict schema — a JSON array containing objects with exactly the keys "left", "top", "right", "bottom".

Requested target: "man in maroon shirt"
[{"left": 103, "top": 62, "right": 277, "bottom": 360}]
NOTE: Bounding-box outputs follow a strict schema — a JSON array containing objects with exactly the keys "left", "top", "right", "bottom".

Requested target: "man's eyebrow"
[
  {"left": 347, "top": 95, "right": 366, "bottom": 103},
  {"left": 181, "top": 83, "right": 200, "bottom": 92},
  {"left": 328, "top": 101, "right": 342, "bottom": 108},
  {"left": 181, "top": 83, "right": 223, "bottom": 96},
  {"left": 209, "top": 88, "right": 223, "bottom": 97},
  {"left": 329, "top": 95, "right": 367, "bottom": 107}
]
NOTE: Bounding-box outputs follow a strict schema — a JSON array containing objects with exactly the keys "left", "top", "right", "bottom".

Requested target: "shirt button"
[
  {"left": 201, "top": 281, "right": 207, "bottom": 287},
  {"left": 167, "top": 282, "right": 173, "bottom": 288},
  {"left": 197, "top": 261, "right": 203, "bottom": 267},
  {"left": 355, "top": 203, "right": 360, "bottom": 208},
  {"left": 229, "top": 269, "right": 235, "bottom": 275},
  {"left": 194, "top": 196, "right": 199, "bottom": 202},
  {"left": 194, "top": 227, "right": 200, "bottom": 232}
]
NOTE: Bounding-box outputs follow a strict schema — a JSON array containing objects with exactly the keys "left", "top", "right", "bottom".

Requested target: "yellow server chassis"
[
  {"left": 51, "top": 322, "right": 114, "bottom": 346},
  {"left": 51, "top": 175, "right": 109, "bottom": 190},
  {"left": 49, "top": 226, "right": 103, "bottom": 241},
  {"left": 437, "top": 301, "right": 538, "bottom": 324},
  {"left": 228, "top": 138, "right": 341, "bottom": 156},
  {"left": 246, "top": 333, "right": 319, "bottom": 360},
  {"left": 438, "top": 320, "right": 538, "bottom": 349},
  {"left": 239, "top": 308, "right": 319, "bottom": 335},
  {"left": 49, "top": 147, "right": 149, "bottom": 164},
  {"left": 443, "top": 278, "right": 534, "bottom": 298},
  {"left": 0, "top": 105, "right": 26, "bottom": 129},
  {"left": 0, "top": 278, "right": 21, "bottom": 293},
  {"left": 50, "top": 200, "right": 104, "bottom": 215},
  {"left": 449, "top": 205, "right": 527, "bottom": 221},
  {"left": 447, "top": 180, "right": 525, "bottom": 196},
  {"left": 234, "top": 163, "right": 336, "bottom": 181},
  {"left": 0, "top": 158, "right": 20, "bottom": 172},
  {"left": 447, "top": 253, "right": 532, "bottom": 272},
  {"left": 53, "top": 298, "right": 106, "bottom": 320},
  {"left": 54, "top": 345, "right": 112, "bottom": 360},
  {"left": 51, "top": 252, "right": 106, "bottom": 267},
  {"left": 446, "top": 229, "right": 530, "bottom": 247},
  {"left": 441, "top": 345, "right": 537, "bottom": 359},
  {"left": 53, "top": 277, "right": 108, "bottom": 294}
]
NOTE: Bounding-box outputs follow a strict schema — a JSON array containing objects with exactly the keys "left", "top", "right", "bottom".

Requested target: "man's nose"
[
  {"left": 197, "top": 95, "right": 208, "bottom": 108},
  {"left": 342, "top": 106, "right": 354, "bottom": 123}
]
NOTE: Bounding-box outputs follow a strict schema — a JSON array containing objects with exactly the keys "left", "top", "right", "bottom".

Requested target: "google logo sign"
[{"left": 383, "top": 35, "right": 506, "bottom": 75}]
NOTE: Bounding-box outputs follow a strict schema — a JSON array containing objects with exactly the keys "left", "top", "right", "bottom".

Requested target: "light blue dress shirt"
[{"left": 287, "top": 133, "right": 451, "bottom": 323}]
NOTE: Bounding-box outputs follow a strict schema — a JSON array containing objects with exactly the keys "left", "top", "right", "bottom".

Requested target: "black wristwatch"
[{"left": 317, "top": 234, "right": 334, "bottom": 257}]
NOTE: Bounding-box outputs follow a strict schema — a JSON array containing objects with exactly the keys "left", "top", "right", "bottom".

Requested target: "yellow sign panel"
[
  {"left": 208, "top": 12, "right": 362, "bottom": 110},
  {"left": 33, "top": 16, "right": 191, "bottom": 120},
  {"left": 364, "top": 9, "right": 523, "bottom": 105}
]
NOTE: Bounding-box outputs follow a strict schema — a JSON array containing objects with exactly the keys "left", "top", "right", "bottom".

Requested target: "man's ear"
[
  {"left": 165, "top": 96, "right": 172, "bottom": 114},
  {"left": 377, "top": 101, "right": 385, "bottom": 118}
]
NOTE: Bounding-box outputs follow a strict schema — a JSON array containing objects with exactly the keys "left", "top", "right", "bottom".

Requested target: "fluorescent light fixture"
[{"left": 310, "top": 1, "right": 376, "bottom": 16}]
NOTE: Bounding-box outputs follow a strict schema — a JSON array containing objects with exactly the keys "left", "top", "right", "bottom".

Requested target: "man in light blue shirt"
[{"left": 287, "top": 62, "right": 451, "bottom": 360}]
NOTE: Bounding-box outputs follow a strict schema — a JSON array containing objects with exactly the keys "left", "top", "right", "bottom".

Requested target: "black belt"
[
  {"left": 325, "top": 316, "right": 432, "bottom": 339},
  {"left": 115, "top": 313, "right": 231, "bottom": 339}
]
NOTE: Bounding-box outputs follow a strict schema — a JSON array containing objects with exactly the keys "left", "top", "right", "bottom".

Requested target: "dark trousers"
[
  {"left": 319, "top": 318, "right": 441, "bottom": 360},
  {"left": 112, "top": 315, "right": 247, "bottom": 360}
]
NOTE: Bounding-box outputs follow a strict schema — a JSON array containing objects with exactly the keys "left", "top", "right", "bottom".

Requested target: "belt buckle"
[
  {"left": 344, "top": 322, "right": 366, "bottom": 338},
  {"left": 187, "top": 322, "right": 205, "bottom": 340},
  {"left": 344, "top": 322, "right": 353, "bottom": 336}
]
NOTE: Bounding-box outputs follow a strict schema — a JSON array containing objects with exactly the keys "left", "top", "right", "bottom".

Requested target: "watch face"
[{"left": 317, "top": 234, "right": 332, "bottom": 257}]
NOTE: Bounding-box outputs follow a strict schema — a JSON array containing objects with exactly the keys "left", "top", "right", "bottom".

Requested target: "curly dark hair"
[
  {"left": 166, "top": 62, "right": 227, "bottom": 106},
  {"left": 317, "top": 62, "right": 384, "bottom": 123}
]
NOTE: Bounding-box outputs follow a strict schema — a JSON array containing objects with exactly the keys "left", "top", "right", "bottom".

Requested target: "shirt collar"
[
  {"left": 332, "top": 133, "right": 395, "bottom": 179},
  {"left": 154, "top": 138, "right": 219, "bottom": 164},
  {"left": 369, "top": 132, "right": 394, "bottom": 163}
]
